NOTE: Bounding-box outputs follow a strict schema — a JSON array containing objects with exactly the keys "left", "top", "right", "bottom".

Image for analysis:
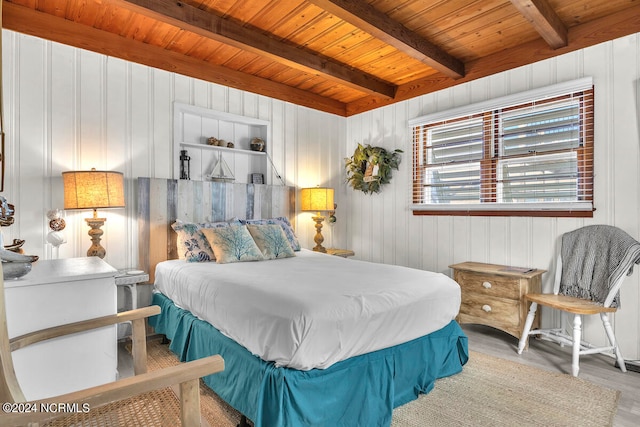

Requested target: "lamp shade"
[
  {"left": 300, "top": 187, "right": 334, "bottom": 212},
  {"left": 62, "top": 169, "right": 125, "bottom": 210}
]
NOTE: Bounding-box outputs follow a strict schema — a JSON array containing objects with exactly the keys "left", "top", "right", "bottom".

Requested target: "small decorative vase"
[{"left": 250, "top": 137, "right": 265, "bottom": 152}]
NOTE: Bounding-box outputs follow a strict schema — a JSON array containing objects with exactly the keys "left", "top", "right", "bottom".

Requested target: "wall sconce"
[
  {"left": 62, "top": 168, "right": 125, "bottom": 258},
  {"left": 300, "top": 187, "right": 334, "bottom": 253}
]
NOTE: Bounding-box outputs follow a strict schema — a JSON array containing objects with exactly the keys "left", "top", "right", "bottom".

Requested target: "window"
[{"left": 410, "top": 78, "right": 594, "bottom": 217}]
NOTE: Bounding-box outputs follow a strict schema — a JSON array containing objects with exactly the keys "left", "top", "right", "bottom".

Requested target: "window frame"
[{"left": 409, "top": 78, "right": 594, "bottom": 217}]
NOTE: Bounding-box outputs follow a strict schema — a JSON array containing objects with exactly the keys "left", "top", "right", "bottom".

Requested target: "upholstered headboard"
[{"left": 137, "top": 177, "right": 295, "bottom": 282}]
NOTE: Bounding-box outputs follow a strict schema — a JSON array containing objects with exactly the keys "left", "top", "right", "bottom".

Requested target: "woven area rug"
[{"left": 146, "top": 341, "right": 620, "bottom": 427}]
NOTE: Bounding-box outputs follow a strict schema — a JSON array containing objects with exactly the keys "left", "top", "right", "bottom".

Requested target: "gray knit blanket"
[{"left": 559, "top": 225, "right": 640, "bottom": 308}]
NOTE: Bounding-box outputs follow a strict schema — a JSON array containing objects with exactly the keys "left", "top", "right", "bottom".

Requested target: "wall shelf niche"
[{"left": 173, "top": 102, "right": 270, "bottom": 183}]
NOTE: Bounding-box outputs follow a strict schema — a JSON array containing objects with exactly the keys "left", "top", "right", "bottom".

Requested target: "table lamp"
[
  {"left": 300, "top": 187, "right": 334, "bottom": 253},
  {"left": 62, "top": 168, "right": 125, "bottom": 258}
]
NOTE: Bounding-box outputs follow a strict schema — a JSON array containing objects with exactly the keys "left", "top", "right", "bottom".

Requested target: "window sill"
[{"left": 410, "top": 202, "right": 594, "bottom": 217}]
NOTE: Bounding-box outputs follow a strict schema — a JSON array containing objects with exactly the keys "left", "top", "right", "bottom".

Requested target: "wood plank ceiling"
[{"left": 3, "top": 0, "right": 640, "bottom": 116}]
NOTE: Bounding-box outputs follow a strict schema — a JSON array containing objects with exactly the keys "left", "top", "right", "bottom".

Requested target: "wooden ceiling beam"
[
  {"left": 509, "top": 0, "right": 568, "bottom": 49},
  {"left": 118, "top": 0, "right": 396, "bottom": 99},
  {"left": 2, "top": 1, "right": 348, "bottom": 116},
  {"left": 307, "top": 0, "right": 465, "bottom": 79}
]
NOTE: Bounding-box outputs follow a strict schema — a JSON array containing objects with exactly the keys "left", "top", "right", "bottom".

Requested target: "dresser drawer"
[
  {"left": 455, "top": 270, "right": 521, "bottom": 300},
  {"left": 460, "top": 293, "right": 519, "bottom": 322}
]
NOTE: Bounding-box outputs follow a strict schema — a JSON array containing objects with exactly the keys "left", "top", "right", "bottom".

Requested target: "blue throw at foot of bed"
[{"left": 149, "top": 292, "right": 469, "bottom": 427}]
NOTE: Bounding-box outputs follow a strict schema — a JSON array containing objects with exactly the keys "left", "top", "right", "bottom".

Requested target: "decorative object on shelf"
[
  {"left": 0, "top": 196, "right": 14, "bottom": 227},
  {"left": 206, "top": 137, "right": 231, "bottom": 147},
  {"left": 206, "top": 152, "right": 235, "bottom": 182},
  {"left": 345, "top": 144, "right": 402, "bottom": 194},
  {"left": 251, "top": 173, "right": 264, "bottom": 184},
  {"left": 179, "top": 149, "right": 191, "bottom": 180},
  {"left": 250, "top": 137, "right": 266, "bottom": 152},
  {"left": 0, "top": 196, "right": 38, "bottom": 279},
  {"left": 300, "top": 187, "right": 334, "bottom": 253},
  {"left": 4, "top": 238, "right": 25, "bottom": 253},
  {"left": 63, "top": 168, "right": 125, "bottom": 258},
  {"left": 45, "top": 209, "right": 67, "bottom": 255}
]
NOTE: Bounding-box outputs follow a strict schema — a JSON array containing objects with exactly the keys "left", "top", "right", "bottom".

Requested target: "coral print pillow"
[
  {"left": 202, "top": 225, "right": 264, "bottom": 264},
  {"left": 247, "top": 224, "right": 296, "bottom": 260},
  {"left": 242, "top": 216, "right": 301, "bottom": 251}
]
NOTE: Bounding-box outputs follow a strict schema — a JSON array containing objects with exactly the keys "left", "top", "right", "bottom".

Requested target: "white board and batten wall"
[
  {"left": 344, "top": 34, "right": 640, "bottom": 360},
  {"left": 2, "top": 28, "right": 640, "bottom": 360}
]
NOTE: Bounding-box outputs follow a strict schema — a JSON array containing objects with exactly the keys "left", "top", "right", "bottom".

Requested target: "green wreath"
[{"left": 345, "top": 144, "right": 402, "bottom": 194}]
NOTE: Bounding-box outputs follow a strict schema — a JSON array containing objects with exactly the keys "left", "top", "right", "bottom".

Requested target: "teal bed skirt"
[{"left": 149, "top": 292, "right": 468, "bottom": 427}]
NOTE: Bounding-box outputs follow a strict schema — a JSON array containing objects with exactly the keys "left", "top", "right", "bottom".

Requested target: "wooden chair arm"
[
  {"left": 0, "top": 354, "right": 224, "bottom": 426},
  {"left": 10, "top": 306, "right": 161, "bottom": 352}
]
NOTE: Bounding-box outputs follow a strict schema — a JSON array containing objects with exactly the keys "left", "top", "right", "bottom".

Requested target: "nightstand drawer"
[
  {"left": 455, "top": 271, "right": 521, "bottom": 300},
  {"left": 460, "top": 294, "right": 519, "bottom": 323}
]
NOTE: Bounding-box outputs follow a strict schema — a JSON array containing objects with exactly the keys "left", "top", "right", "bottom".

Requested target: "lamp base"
[
  {"left": 311, "top": 215, "right": 327, "bottom": 253},
  {"left": 85, "top": 217, "right": 106, "bottom": 259}
]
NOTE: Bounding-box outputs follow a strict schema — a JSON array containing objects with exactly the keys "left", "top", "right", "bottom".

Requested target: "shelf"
[
  {"left": 179, "top": 142, "right": 266, "bottom": 156},
  {"left": 173, "top": 102, "right": 271, "bottom": 183}
]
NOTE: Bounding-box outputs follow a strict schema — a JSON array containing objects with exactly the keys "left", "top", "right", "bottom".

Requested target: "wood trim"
[{"left": 413, "top": 209, "right": 594, "bottom": 217}]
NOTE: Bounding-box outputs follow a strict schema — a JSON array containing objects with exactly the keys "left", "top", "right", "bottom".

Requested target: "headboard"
[{"left": 137, "top": 177, "right": 295, "bottom": 282}]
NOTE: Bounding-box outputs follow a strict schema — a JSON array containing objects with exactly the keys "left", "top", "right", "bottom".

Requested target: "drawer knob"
[
  {"left": 482, "top": 304, "right": 492, "bottom": 312},
  {"left": 482, "top": 281, "right": 492, "bottom": 289}
]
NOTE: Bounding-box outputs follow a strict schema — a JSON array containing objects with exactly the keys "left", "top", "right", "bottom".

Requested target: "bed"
[{"left": 138, "top": 177, "right": 468, "bottom": 427}]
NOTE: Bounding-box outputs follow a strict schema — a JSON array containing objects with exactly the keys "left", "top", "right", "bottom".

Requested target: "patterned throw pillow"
[
  {"left": 202, "top": 225, "right": 264, "bottom": 264},
  {"left": 171, "top": 220, "right": 215, "bottom": 262},
  {"left": 247, "top": 224, "right": 296, "bottom": 260},
  {"left": 242, "top": 216, "right": 301, "bottom": 251},
  {"left": 171, "top": 220, "right": 233, "bottom": 262}
]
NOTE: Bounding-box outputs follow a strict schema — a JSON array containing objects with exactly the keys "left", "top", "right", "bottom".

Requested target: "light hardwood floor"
[
  {"left": 461, "top": 324, "right": 640, "bottom": 427},
  {"left": 119, "top": 325, "right": 639, "bottom": 426}
]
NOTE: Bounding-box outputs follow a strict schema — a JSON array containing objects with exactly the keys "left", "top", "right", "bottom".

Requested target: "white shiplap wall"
[
  {"left": 345, "top": 34, "right": 640, "bottom": 360},
  {"left": 0, "top": 29, "right": 346, "bottom": 272},
  {"left": 2, "top": 29, "right": 639, "bottom": 360}
]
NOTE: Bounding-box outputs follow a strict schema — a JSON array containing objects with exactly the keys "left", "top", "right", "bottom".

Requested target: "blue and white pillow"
[
  {"left": 202, "top": 225, "right": 264, "bottom": 264},
  {"left": 242, "top": 216, "right": 301, "bottom": 251},
  {"left": 172, "top": 219, "right": 233, "bottom": 262},
  {"left": 247, "top": 224, "right": 296, "bottom": 260}
]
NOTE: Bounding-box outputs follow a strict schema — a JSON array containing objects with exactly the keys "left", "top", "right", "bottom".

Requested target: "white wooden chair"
[
  {"left": 517, "top": 225, "right": 640, "bottom": 377},
  {"left": 0, "top": 263, "right": 224, "bottom": 427}
]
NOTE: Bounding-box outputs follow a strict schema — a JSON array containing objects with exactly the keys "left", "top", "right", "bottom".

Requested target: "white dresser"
[{"left": 4, "top": 257, "right": 118, "bottom": 400}]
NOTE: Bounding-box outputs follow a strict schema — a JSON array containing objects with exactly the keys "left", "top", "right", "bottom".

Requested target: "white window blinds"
[{"left": 409, "top": 78, "right": 594, "bottom": 216}]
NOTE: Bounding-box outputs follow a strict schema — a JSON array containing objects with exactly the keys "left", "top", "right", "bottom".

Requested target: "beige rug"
[{"left": 146, "top": 341, "right": 620, "bottom": 427}]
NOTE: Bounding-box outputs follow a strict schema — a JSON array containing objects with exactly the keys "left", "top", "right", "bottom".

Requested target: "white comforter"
[{"left": 154, "top": 249, "right": 461, "bottom": 370}]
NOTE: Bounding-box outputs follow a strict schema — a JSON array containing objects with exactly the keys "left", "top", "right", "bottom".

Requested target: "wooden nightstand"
[
  {"left": 326, "top": 248, "right": 355, "bottom": 258},
  {"left": 449, "top": 262, "right": 546, "bottom": 341}
]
